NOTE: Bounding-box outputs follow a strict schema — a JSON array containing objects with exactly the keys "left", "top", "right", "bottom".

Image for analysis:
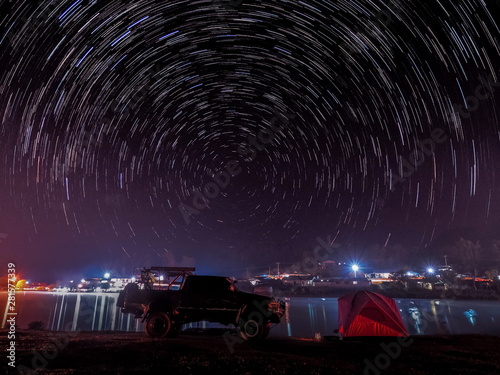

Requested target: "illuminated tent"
[{"left": 337, "top": 291, "right": 409, "bottom": 337}]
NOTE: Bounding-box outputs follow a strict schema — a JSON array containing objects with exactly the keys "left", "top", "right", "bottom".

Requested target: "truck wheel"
[
  {"left": 145, "top": 312, "right": 172, "bottom": 338},
  {"left": 238, "top": 313, "right": 271, "bottom": 342}
]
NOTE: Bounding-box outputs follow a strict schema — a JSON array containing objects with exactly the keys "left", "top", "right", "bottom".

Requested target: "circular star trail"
[{"left": 1, "top": 0, "right": 499, "bottom": 279}]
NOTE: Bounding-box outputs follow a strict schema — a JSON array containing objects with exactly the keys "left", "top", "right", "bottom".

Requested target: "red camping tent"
[{"left": 338, "top": 291, "right": 409, "bottom": 337}]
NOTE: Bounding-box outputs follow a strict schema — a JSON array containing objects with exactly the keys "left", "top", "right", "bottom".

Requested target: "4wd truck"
[{"left": 117, "top": 267, "right": 285, "bottom": 342}]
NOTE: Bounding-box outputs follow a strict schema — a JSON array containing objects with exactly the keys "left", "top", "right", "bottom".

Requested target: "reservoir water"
[{"left": 2, "top": 292, "right": 500, "bottom": 338}]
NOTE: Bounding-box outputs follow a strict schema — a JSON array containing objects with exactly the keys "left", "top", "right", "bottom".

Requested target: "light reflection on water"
[{"left": 2, "top": 292, "right": 500, "bottom": 337}]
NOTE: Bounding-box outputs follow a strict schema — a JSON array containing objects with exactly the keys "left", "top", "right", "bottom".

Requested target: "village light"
[
  {"left": 427, "top": 268, "right": 435, "bottom": 274},
  {"left": 104, "top": 272, "right": 110, "bottom": 279},
  {"left": 352, "top": 265, "right": 359, "bottom": 278}
]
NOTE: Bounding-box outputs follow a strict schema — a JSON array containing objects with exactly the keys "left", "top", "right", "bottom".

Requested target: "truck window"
[
  {"left": 205, "top": 277, "right": 231, "bottom": 291},
  {"left": 186, "top": 277, "right": 232, "bottom": 294},
  {"left": 185, "top": 277, "right": 207, "bottom": 294}
]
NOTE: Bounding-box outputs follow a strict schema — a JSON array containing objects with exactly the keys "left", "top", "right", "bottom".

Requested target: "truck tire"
[
  {"left": 238, "top": 312, "right": 271, "bottom": 342},
  {"left": 145, "top": 312, "right": 172, "bottom": 338}
]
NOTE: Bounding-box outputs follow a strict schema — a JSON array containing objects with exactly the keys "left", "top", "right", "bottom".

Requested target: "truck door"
[
  {"left": 178, "top": 276, "right": 207, "bottom": 309},
  {"left": 202, "top": 277, "right": 240, "bottom": 322},
  {"left": 179, "top": 277, "right": 239, "bottom": 323}
]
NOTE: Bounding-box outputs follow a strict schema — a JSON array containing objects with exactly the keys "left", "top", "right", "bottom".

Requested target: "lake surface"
[{"left": 2, "top": 292, "right": 500, "bottom": 338}]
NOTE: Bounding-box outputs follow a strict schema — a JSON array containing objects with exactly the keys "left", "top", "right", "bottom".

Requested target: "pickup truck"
[{"left": 117, "top": 267, "right": 285, "bottom": 342}]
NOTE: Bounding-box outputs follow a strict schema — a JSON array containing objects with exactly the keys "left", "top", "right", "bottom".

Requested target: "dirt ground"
[{"left": 3, "top": 329, "right": 500, "bottom": 375}]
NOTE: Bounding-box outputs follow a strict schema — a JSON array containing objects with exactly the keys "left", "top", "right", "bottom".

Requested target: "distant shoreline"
[
  {"left": 1, "top": 287, "right": 499, "bottom": 301},
  {"left": 268, "top": 287, "right": 500, "bottom": 300}
]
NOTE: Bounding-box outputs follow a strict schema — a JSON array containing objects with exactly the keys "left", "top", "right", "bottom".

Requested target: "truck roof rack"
[
  {"left": 135, "top": 267, "right": 196, "bottom": 290},
  {"left": 150, "top": 267, "right": 196, "bottom": 276}
]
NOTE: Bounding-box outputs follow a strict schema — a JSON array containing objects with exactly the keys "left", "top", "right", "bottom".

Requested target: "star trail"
[{"left": 0, "top": 0, "right": 499, "bottom": 280}]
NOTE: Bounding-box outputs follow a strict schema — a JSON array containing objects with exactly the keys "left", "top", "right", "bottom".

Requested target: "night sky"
[{"left": 1, "top": 0, "right": 500, "bottom": 282}]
